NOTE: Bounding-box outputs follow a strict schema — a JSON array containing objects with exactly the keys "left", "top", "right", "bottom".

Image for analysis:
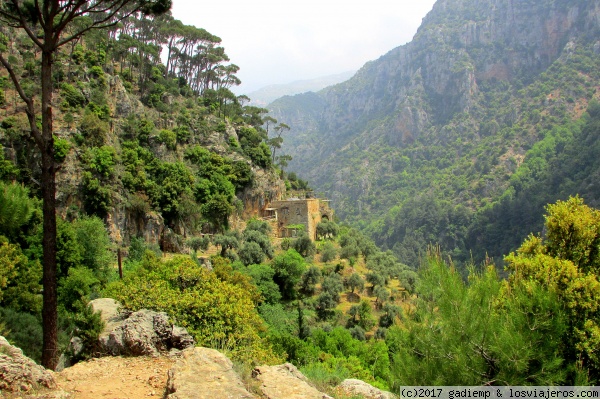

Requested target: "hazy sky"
[{"left": 171, "top": 0, "right": 437, "bottom": 94}]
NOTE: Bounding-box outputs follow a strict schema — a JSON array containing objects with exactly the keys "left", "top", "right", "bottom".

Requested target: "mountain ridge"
[
  {"left": 268, "top": 0, "right": 600, "bottom": 266},
  {"left": 246, "top": 71, "right": 356, "bottom": 106}
]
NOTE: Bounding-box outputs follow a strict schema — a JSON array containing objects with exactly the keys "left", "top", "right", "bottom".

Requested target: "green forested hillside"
[
  {"left": 269, "top": 0, "right": 600, "bottom": 269},
  {"left": 0, "top": 5, "right": 283, "bottom": 370},
  {"left": 0, "top": 10, "right": 276, "bottom": 236}
]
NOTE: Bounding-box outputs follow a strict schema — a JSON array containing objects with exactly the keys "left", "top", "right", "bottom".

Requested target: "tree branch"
[
  {"left": 4, "top": 0, "right": 44, "bottom": 48},
  {"left": 0, "top": 52, "right": 44, "bottom": 149},
  {"left": 56, "top": 1, "right": 139, "bottom": 47}
]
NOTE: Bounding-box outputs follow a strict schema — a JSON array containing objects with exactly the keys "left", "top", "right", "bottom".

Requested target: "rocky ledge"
[
  {"left": 0, "top": 336, "right": 56, "bottom": 393},
  {"left": 0, "top": 299, "right": 396, "bottom": 398}
]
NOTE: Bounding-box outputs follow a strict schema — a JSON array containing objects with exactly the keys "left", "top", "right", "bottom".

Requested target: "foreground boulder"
[
  {"left": 0, "top": 336, "right": 56, "bottom": 392},
  {"left": 90, "top": 298, "right": 194, "bottom": 356},
  {"left": 335, "top": 379, "right": 397, "bottom": 399},
  {"left": 251, "top": 363, "right": 333, "bottom": 399},
  {"left": 166, "top": 347, "right": 256, "bottom": 398}
]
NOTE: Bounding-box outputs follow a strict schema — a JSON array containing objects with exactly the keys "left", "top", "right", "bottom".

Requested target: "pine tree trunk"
[{"left": 40, "top": 48, "right": 58, "bottom": 371}]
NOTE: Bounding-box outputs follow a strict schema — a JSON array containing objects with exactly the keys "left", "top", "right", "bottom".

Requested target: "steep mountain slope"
[
  {"left": 0, "top": 12, "right": 284, "bottom": 250},
  {"left": 269, "top": 0, "right": 600, "bottom": 267}
]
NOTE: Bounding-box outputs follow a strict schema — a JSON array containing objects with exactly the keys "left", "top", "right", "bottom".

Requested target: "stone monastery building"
[{"left": 263, "top": 195, "right": 334, "bottom": 241}]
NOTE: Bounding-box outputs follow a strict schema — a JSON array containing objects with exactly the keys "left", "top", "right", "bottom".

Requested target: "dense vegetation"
[
  {"left": 0, "top": 2, "right": 284, "bottom": 369},
  {"left": 0, "top": 2, "right": 417, "bottom": 387},
  {"left": 0, "top": 10, "right": 278, "bottom": 233},
  {"left": 3, "top": 182, "right": 599, "bottom": 389}
]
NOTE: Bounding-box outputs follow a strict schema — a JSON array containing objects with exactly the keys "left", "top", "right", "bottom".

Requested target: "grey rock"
[
  {"left": 56, "top": 336, "right": 85, "bottom": 371},
  {"left": 105, "top": 309, "right": 166, "bottom": 356},
  {"left": 336, "top": 379, "right": 397, "bottom": 399},
  {"left": 89, "top": 298, "right": 195, "bottom": 357},
  {"left": 90, "top": 297, "right": 122, "bottom": 325},
  {"left": 0, "top": 336, "right": 56, "bottom": 392},
  {"left": 166, "top": 347, "right": 256, "bottom": 399},
  {"left": 110, "top": 75, "right": 144, "bottom": 117},
  {"left": 69, "top": 337, "right": 83, "bottom": 356},
  {"left": 252, "top": 363, "right": 333, "bottom": 399},
  {"left": 171, "top": 325, "right": 195, "bottom": 350}
]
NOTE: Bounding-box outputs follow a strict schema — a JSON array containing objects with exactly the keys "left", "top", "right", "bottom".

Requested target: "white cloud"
[{"left": 171, "top": 0, "right": 436, "bottom": 93}]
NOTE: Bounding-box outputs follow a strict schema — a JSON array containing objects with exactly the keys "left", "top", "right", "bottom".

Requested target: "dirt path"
[{"left": 54, "top": 356, "right": 176, "bottom": 399}]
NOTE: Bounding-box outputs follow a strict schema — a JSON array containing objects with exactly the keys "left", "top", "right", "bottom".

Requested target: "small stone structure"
[{"left": 263, "top": 195, "right": 333, "bottom": 241}]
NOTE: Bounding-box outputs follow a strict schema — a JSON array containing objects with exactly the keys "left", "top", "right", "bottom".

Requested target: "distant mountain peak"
[{"left": 246, "top": 71, "right": 356, "bottom": 106}]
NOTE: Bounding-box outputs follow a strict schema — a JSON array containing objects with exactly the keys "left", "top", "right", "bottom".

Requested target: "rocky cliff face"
[
  {"left": 46, "top": 71, "right": 285, "bottom": 249},
  {"left": 269, "top": 0, "right": 600, "bottom": 222}
]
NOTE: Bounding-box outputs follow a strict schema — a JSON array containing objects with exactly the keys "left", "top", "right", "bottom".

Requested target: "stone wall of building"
[{"left": 268, "top": 198, "right": 333, "bottom": 240}]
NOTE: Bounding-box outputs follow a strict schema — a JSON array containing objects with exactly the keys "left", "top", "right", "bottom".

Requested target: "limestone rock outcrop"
[
  {"left": 90, "top": 298, "right": 194, "bottom": 357},
  {"left": 166, "top": 347, "right": 256, "bottom": 399},
  {"left": 251, "top": 363, "right": 333, "bottom": 399},
  {"left": 166, "top": 349, "right": 338, "bottom": 399},
  {"left": 335, "top": 378, "right": 397, "bottom": 399},
  {"left": 0, "top": 335, "right": 56, "bottom": 393}
]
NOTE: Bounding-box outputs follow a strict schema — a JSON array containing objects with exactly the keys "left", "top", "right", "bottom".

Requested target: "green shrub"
[
  {"left": 60, "top": 83, "right": 86, "bottom": 108},
  {"left": 0, "top": 236, "right": 42, "bottom": 314},
  {"left": 292, "top": 234, "right": 316, "bottom": 258},
  {"left": 73, "top": 216, "right": 113, "bottom": 284},
  {"left": 174, "top": 126, "right": 190, "bottom": 143},
  {"left": 54, "top": 137, "right": 70, "bottom": 163},
  {"left": 67, "top": 303, "right": 105, "bottom": 361},
  {"left": 280, "top": 238, "right": 292, "bottom": 250},
  {"left": 81, "top": 173, "right": 112, "bottom": 217},
  {"left": 272, "top": 250, "right": 307, "bottom": 300},
  {"left": 243, "top": 229, "right": 274, "bottom": 259},
  {"left": 186, "top": 236, "right": 210, "bottom": 253},
  {"left": 267, "top": 331, "right": 320, "bottom": 365},
  {"left": 320, "top": 242, "right": 337, "bottom": 263},
  {"left": 137, "top": 118, "right": 155, "bottom": 144},
  {"left": 346, "top": 273, "right": 364, "bottom": 294},
  {"left": 0, "top": 149, "right": 19, "bottom": 181},
  {"left": 316, "top": 221, "right": 339, "bottom": 240},
  {"left": 247, "top": 265, "right": 281, "bottom": 305},
  {"left": 86, "top": 102, "right": 111, "bottom": 120},
  {"left": 105, "top": 255, "right": 277, "bottom": 364},
  {"left": 82, "top": 146, "right": 116, "bottom": 180},
  {"left": 0, "top": 307, "right": 43, "bottom": 363},
  {"left": 79, "top": 112, "right": 109, "bottom": 146},
  {"left": 158, "top": 129, "right": 177, "bottom": 150},
  {"left": 0, "top": 182, "right": 35, "bottom": 240},
  {"left": 88, "top": 65, "right": 106, "bottom": 85},
  {"left": 300, "top": 266, "right": 321, "bottom": 296},
  {"left": 238, "top": 241, "right": 265, "bottom": 266},
  {"left": 58, "top": 266, "right": 100, "bottom": 313}
]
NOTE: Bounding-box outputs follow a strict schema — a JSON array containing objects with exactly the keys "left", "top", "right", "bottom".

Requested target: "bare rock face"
[
  {"left": 109, "top": 75, "right": 144, "bottom": 118},
  {"left": 166, "top": 347, "right": 256, "bottom": 399},
  {"left": 251, "top": 363, "right": 333, "bottom": 399},
  {"left": 90, "top": 298, "right": 194, "bottom": 357},
  {"left": 335, "top": 379, "right": 397, "bottom": 399},
  {"left": 0, "top": 336, "right": 56, "bottom": 393}
]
